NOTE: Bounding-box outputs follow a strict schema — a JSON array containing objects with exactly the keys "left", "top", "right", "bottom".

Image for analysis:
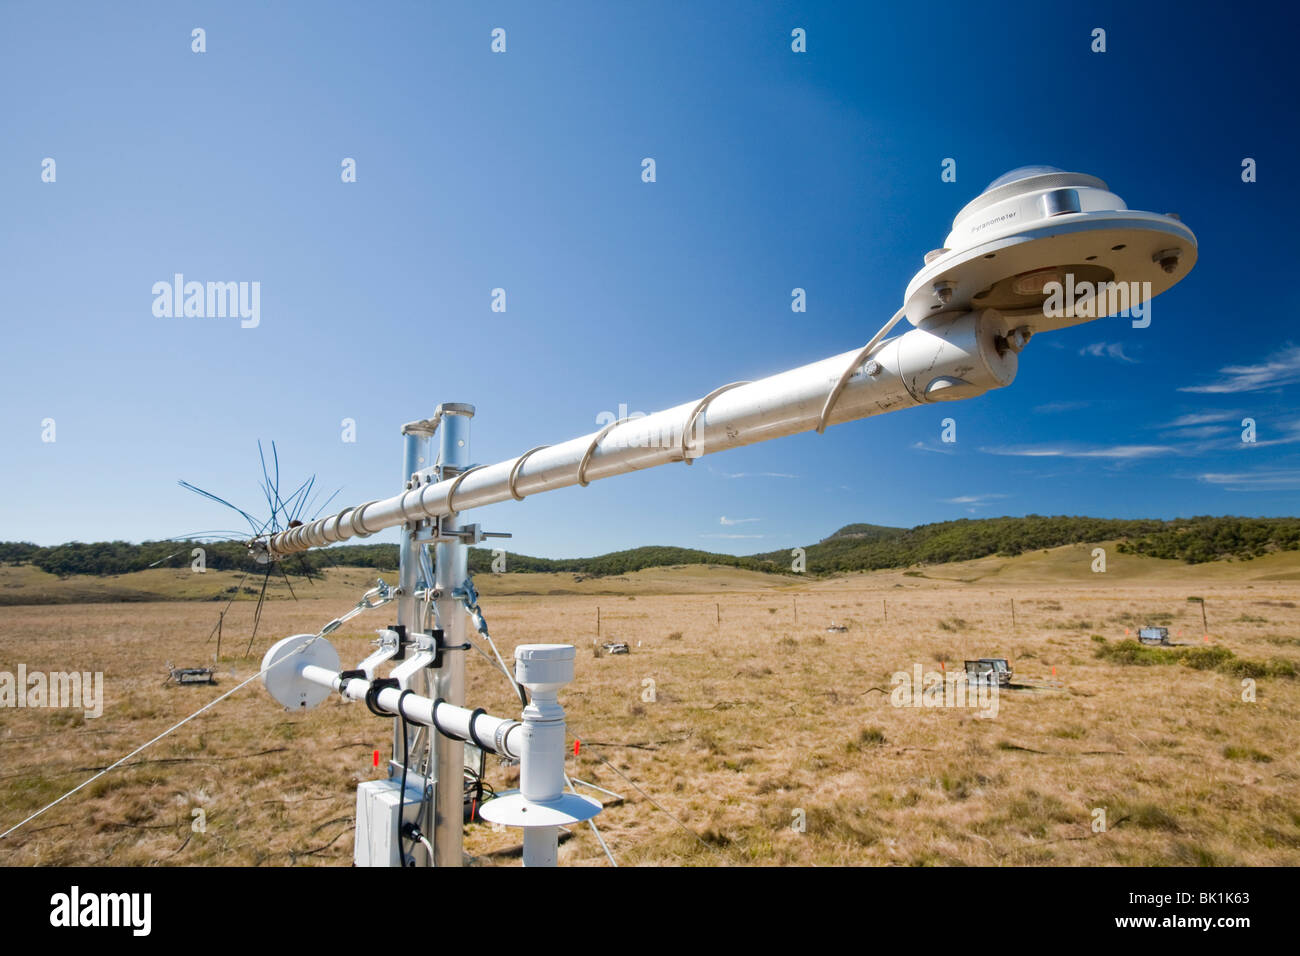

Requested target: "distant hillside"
[
  {"left": 818, "top": 523, "right": 906, "bottom": 544},
  {"left": 2, "top": 515, "right": 1297, "bottom": 581},
  {"left": 762, "top": 515, "right": 1300, "bottom": 572},
  {"left": 0, "top": 539, "right": 787, "bottom": 580}
]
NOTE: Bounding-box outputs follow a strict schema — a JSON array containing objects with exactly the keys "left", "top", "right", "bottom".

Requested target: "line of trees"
[
  {"left": 753, "top": 515, "right": 1300, "bottom": 571},
  {"left": 3, "top": 515, "right": 1296, "bottom": 579}
]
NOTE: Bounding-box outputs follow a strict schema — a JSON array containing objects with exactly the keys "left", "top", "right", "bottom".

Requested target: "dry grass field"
[{"left": 1, "top": 545, "right": 1298, "bottom": 866}]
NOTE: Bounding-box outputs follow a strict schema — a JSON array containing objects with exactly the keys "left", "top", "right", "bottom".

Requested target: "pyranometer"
[{"left": 904, "top": 165, "right": 1197, "bottom": 332}]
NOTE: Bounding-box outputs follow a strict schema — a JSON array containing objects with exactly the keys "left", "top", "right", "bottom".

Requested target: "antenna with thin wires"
[{"left": 175, "top": 441, "right": 344, "bottom": 657}]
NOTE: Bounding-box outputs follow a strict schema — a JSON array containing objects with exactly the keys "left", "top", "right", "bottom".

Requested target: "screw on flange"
[{"left": 1153, "top": 248, "right": 1182, "bottom": 274}]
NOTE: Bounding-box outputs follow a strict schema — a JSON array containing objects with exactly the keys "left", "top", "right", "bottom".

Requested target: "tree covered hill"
[{"left": 2, "top": 515, "right": 1297, "bottom": 579}]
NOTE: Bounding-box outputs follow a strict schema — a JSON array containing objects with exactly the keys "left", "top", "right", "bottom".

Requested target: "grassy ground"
[
  {"left": 0, "top": 549, "right": 1298, "bottom": 866},
  {"left": 0, "top": 562, "right": 791, "bottom": 605}
]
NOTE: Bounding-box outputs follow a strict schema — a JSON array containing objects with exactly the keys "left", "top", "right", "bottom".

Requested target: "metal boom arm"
[{"left": 263, "top": 308, "right": 1018, "bottom": 558}]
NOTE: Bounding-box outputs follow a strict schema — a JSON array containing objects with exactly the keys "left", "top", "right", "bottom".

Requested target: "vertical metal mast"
[
  {"left": 397, "top": 419, "right": 435, "bottom": 860},
  {"left": 432, "top": 403, "right": 474, "bottom": 865}
]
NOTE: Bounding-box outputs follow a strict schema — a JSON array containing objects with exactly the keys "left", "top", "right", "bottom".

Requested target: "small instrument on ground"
[
  {"left": 965, "top": 658, "right": 1012, "bottom": 687},
  {"left": 163, "top": 662, "right": 217, "bottom": 686}
]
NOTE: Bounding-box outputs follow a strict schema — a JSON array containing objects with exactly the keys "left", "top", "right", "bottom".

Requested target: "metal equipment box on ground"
[
  {"left": 964, "top": 658, "right": 1012, "bottom": 686},
  {"left": 1138, "top": 627, "right": 1170, "bottom": 645}
]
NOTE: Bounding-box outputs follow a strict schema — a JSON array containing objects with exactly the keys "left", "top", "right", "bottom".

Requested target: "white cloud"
[
  {"left": 1165, "top": 424, "right": 1232, "bottom": 440},
  {"left": 699, "top": 533, "right": 766, "bottom": 539},
  {"left": 1163, "top": 411, "right": 1237, "bottom": 428},
  {"left": 1197, "top": 470, "right": 1300, "bottom": 491},
  {"left": 1180, "top": 345, "right": 1300, "bottom": 394},
  {"left": 1034, "top": 400, "right": 1092, "bottom": 414},
  {"left": 720, "top": 516, "right": 759, "bottom": 526},
  {"left": 1247, "top": 421, "right": 1300, "bottom": 448},
  {"left": 1079, "top": 342, "right": 1138, "bottom": 363},
  {"left": 910, "top": 440, "right": 957, "bottom": 455},
  {"left": 710, "top": 468, "right": 800, "bottom": 479},
  {"left": 943, "top": 493, "right": 1008, "bottom": 505},
  {"left": 981, "top": 444, "right": 1175, "bottom": 460}
]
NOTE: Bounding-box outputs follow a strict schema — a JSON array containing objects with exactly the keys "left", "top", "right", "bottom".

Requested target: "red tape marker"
[
  {"left": 373, "top": 749, "right": 380, "bottom": 768},
  {"left": 574, "top": 739, "right": 580, "bottom": 756}
]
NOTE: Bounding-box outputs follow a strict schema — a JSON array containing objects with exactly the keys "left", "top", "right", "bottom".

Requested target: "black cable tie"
[
  {"left": 365, "top": 677, "right": 400, "bottom": 718},
  {"left": 431, "top": 628, "right": 470, "bottom": 667},
  {"left": 396, "top": 688, "right": 415, "bottom": 864},
  {"left": 430, "top": 696, "right": 457, "bottom": 740},
  {"left": 466, "top": 707, "right": 489, "bottom": 751},
  {"left": 338, "top": 669, "right": 367, "bottom": 697}
]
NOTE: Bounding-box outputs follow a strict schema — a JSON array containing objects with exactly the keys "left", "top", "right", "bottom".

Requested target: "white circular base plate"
[
  {"left": 261, "top": 634, "right": 339, "bottom": 710},
  {"left": 478, "top": 790, "right": 603, "bottom": 827},
  {"left": 904, "top": 212, "right": 1196, "bottom": 332}
]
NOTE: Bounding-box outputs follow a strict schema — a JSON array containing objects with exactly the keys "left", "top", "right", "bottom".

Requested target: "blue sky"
[{"left": 1, "top": 1, "right": 1296, "bottom": 558}]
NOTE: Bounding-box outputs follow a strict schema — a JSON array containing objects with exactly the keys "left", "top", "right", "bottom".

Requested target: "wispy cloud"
[
  {"left": 910, "top": 440, "right": 957, "bottom": 455},
  {"left": 1162, "top": 411, "right": 1238, "bottom": 428},
  {"left": 1034, "top": 400, "right": 1092, "bottom": 414},
  {"left": 699, "top": 533, "right": 766, "bottom": 539},
  {"left": 719, "top": 516, "right": 759, "bottom": 526},
  {"left": 1165, "top": 424, "right": 1232, "bottom": 441},
  {"left": 709, "top": 467, "right": 800, "bottom": 479},
  {"left": 1248, "top": 420, "right": 1300, "bottom": 448},
  {"left": 1154, "top": 416, "right": 1300, "bottom": 451},
  {"left": 943, "top": 493, "right": 1008, "bottom": 506},
  {"left": 981, "top": 444, "right": 1175, "bottom": 460},
  {"left": 1197, "top": 470, "right": 1300, "bottom": 491},
  {"left": 1153, "top": 412, "right": 1239, "bottom": 447},
  {"left": 1180, "top": 345, "right": 1300, "bottom": 394},
  {"left": 1079, "top": 342, "right": 1138, "bottom": 363}
]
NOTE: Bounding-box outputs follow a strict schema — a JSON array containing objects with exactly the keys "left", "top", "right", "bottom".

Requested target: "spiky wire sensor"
[{"left": 176, "top": 440, "right": 342, "bottom": 655}]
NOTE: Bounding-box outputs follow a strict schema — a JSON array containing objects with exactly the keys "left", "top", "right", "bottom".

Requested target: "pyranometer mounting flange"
[{"left": 904, "top": 166, "right": 1197, "bottom": 333}]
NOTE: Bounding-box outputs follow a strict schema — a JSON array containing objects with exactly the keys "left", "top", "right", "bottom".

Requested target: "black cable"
[
  {"left": 396, "top": 689, "right": 414, "bottom": 865},
  {"left": 461, "top": 742, "right": 494, "bottom": 820},
  {"left": 409, "top": 729, "right": 432, "bottom": 845}
]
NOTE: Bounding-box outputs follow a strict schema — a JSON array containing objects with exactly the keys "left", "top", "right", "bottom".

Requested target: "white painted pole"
[
  {"left": 515, "top": 644, "right": 573, "bottom": 867},
  {"left": 297, "top": 664, "right": 523, "bottom": 757}
]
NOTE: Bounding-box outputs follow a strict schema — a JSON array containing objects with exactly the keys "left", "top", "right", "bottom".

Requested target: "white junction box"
[{"left": 354, "top": 774, "right": 428, "bottom": 867}]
